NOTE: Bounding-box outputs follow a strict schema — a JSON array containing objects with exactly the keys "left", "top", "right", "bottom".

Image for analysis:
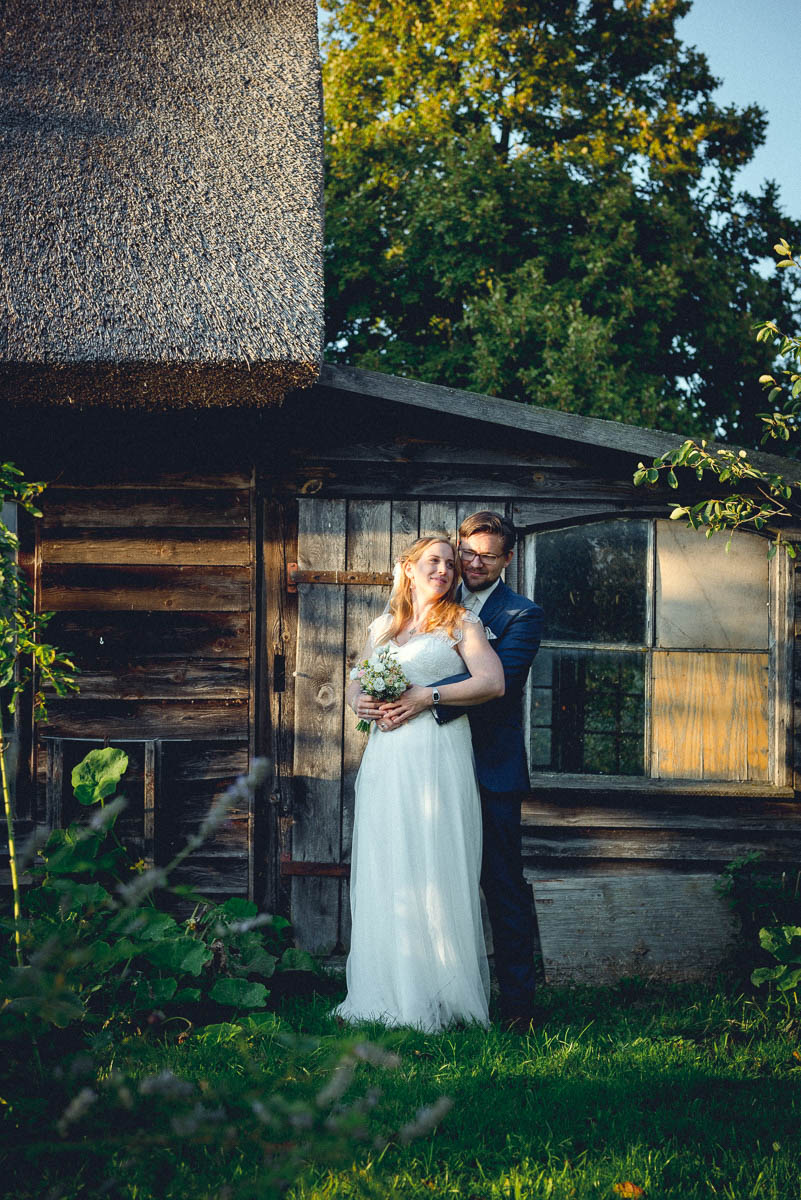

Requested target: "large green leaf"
[
  {"left": 279, "top": 947, "right": 317, "bottom": 973},
  {"left": 237, "top": 948, "right": 277, "bottom": 978},
  {"left": 71, "top": 747, "right": 129, "bottom": 806},
  {"left": 47, "top": 879, "right": 110, "bottom": 907},
  {"left": 241, "top": 1011, "right": 279, "bottom": 1034},
  {"left": 194, "top": 1021, "right": 246, "bottom": 1044},
  {"left": 43, "top": 840, "right": 103, "bottom": 875},
  {"left": 134, "top": 910, "right": 179, "bottom": 941},
  {"left": 143, "top": 937, "right": 211, "bottom": 977},
  {"left": 173, "top": 987, "right": 202, "bottom": 1004},
  {"left": 209, "top": 977, "right": 269, "bottom": 1009},
  {"left": 777, "top": 967, "right": 801, "bottom": 992},
  {"left": 751, "top": 965, "right": 785, "bottom": 986},
  {"left": 217, "top": 898, "right": 258, "bottom": 921},
  {"left": 132, "top": 976, "right": 178, "bottom": 1006},
  {"left": 91, "top": 937, "right": 144, "bottom": 970},
  {"left": 758, "top": 925, "right": 801, "bottom": 962}
]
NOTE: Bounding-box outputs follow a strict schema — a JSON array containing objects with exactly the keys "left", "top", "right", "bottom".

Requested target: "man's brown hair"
[{"left": 458, "top": 510, "right": 516, "bottom": 555}]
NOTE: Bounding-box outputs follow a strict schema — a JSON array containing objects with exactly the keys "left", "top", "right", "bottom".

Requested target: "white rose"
[{"left": 373, "top": 679, "right": 386, "bottom": 692}]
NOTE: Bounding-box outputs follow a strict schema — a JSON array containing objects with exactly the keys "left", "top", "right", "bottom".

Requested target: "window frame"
[{"left": 520, "top": 517, "right": 794, "bottom": 796}]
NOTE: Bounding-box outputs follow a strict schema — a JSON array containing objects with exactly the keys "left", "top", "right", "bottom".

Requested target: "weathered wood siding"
[
  {"left": 5, "top": 389, "right": 799, "bottom": 983},
  {"left": 272, "top": 383, "right": 801, "bottom": 980},
  {"left": 36, "top": 473, "right": 257, "bottom": 897}
]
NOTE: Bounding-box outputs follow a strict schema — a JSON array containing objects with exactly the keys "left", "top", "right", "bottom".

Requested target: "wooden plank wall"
[
  {"left": 274, "top": 392, "right": 801, "bottom": 980},
  {"left": 37, "top": 474, "right": 255, "bottom": 897}
]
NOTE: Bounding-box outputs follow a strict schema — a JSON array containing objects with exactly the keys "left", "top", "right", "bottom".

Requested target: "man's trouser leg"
[{"left": 480, "top": 786, "right": 536, "bottom": 1017}]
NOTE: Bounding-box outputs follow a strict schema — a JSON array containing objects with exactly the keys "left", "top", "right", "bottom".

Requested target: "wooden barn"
[{"left": 4, "top": 0, "right": 801, "bottom": 983}]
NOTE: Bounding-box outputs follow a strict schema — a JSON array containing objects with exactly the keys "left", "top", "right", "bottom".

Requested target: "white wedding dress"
[{"left": 334, "top": 612, "right": 490, "bottom": 1032}]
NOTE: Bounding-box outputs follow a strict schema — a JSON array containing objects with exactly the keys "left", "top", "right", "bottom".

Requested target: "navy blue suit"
[{"left": 435, "top": 580, "right": 543, "bottom": 1016}]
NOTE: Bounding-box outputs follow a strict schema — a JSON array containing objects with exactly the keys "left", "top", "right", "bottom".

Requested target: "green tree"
[
  {"left": 635, "top": 241, "right": 801, "bottom": 555},
  {"left": 322, "top": 0, "right": 799, "bottom": 440}
]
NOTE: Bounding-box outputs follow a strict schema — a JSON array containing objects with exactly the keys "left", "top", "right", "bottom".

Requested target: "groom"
[{"left": 437, "top": 510, "right": 543, "bottom": 1029}]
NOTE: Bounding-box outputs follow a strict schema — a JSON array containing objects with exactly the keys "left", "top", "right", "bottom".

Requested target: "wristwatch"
[{"left": 431, "top": 687, "right": 441, "bottom": 708}]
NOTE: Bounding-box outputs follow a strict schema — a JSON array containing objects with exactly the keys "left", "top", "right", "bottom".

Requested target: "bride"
[{"left": 335, "top": 536, "right": 505, "bottom": 1032}]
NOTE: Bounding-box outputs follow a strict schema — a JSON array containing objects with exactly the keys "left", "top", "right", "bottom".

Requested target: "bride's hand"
[
  {"left": 353, "top": 690, "right": 385, "bottom": 723},
  {"left": 378, "top": 685, "right": 431, "bottom": 730}
]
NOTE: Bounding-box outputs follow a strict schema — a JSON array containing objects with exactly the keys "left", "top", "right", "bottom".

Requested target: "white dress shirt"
[{"left": 459, "top": 576, "right": 501, "bottom": 617}]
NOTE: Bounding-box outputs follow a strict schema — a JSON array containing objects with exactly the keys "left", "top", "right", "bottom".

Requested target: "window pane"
[
  {"left": 532, "top": 521, "right": 648, "bottom": 643},
  {"left": 656, "top": 522, "right": 769, "bottom": 649},
  {"left": 651, "top": 651, "right": 769, "bottom": 780},
  {"left": 531, "top": 648, "right": 645, "bottom": 776}
]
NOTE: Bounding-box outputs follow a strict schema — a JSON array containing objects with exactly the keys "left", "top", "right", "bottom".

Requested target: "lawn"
[
  {"left": 6, "top": 978, "right": 801, "bottom": 1200},
  {"left": 283, "top": 983, "right": 801, "bottom": 1200}
]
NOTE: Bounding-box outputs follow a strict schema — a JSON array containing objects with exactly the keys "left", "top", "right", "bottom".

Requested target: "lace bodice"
[{"left": 367, "top": 612, "right": 480, "bottom": 687}]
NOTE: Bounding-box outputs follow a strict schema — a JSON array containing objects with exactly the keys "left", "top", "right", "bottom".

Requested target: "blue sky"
[{"left": 677, "top": 0, "right": 800, "bottom": 213}]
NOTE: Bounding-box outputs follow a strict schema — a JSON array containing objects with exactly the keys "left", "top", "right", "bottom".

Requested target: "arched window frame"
[{"left": 518, "top": 517, "right": 794, "bottom": 794}]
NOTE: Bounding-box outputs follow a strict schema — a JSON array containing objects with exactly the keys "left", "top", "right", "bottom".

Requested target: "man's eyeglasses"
[{"left": 458, "top": 545, "right": 503, "bottom": 567}]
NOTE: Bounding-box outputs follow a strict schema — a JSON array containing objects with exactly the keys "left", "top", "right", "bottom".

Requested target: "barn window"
[{"left": 523, "top": 519, "right": 789, "bottom": 786}]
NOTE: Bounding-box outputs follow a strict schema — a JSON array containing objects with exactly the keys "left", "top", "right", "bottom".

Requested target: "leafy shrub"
[
  {"left": 1, "top": 749, "right": 451, "bottom": 1200},
  {"left": 717, "top": 853, "right": 801, "bottom": 1002},
  {"left": 716, "top": 853, "right": 801, "bottom": 976},
  {"left": 752, "top": 925, "right": 801, "bottom": 993},
  {"left": 2, "top": 748, "right": 316, "bottom": 1039}
]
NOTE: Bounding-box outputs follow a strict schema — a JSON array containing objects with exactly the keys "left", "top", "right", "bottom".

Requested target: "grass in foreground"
[
  {"left": 281, "top": 982, "right": 801, "bottom": 1200},
  {"left": 6, "top": 980, "right": 801, "bottom": 1199}
]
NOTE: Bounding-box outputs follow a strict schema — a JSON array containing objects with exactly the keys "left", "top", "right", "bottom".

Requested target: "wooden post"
[
  {"left": 143, "top": 739, "right": 159, "bottom": 868},
  {"left": 291, "top": 498, "right": 346, "bottom": 953},
  {"left": 45, "top": 738, "right": 64, "bottom": 830},
  {"left": 341, "top": 500, "right": 392, "bottom": 947}
]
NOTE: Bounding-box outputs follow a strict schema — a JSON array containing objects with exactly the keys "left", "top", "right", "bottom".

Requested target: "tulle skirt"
[{"left": 334, "top": 711, "right": 489, "bottom": 1032}]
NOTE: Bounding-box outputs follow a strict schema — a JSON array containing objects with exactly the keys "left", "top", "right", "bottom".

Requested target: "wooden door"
[{"left": 288, "top": 497, "right": 502, "bottom": 954}]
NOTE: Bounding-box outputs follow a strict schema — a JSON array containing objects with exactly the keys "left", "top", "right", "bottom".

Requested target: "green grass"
[
  {"left": 281, "top": 983, "right": 801, "bottom": 1200},
  {"left": 6, "top": 980, "right": 801, "bottom": 1199}
]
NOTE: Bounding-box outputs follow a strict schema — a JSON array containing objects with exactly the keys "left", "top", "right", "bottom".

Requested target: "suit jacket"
[{"left": 434, "top": 580, "right": 543, "bottom": 793}]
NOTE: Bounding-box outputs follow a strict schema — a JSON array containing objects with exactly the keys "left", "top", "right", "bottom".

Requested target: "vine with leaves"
[{"left": 1, "top": 463, "right": 78, "bottom": 963}]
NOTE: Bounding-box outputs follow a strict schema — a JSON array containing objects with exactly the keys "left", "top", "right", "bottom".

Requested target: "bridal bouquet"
[{"left": 350, "top": 645, "right": 409, "bottom": 732}]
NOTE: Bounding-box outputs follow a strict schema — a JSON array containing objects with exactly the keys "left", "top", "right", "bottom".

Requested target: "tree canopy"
[{"left": 322, "top": 0, "right": 800, "bottom": 441}]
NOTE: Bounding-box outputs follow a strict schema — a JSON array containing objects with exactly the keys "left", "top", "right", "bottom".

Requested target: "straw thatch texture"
[{"left": 0, "top": 0, "right": 324, "bottom": 407}]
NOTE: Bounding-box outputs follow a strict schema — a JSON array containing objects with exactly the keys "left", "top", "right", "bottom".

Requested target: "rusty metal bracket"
[
  {"left": 280, "top": 856, "right": 351, "bottom": 878},
  {"left": 287, "top": 563, "right": 393, "bottom": 593}
]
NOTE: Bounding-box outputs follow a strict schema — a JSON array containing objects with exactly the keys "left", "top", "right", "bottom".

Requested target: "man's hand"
[{"left": 377, "top": 685, "right": 432, "bottom": 730}]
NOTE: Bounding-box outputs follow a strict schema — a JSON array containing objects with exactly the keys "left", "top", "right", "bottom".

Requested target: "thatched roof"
[{"left": 0, "top": 0, "right": 324, "bottom": 408}]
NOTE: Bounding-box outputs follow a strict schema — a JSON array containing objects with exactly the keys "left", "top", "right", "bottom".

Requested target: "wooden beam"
[
  {"left": 43, "top": 488, "right": 251, "bottom": 529},
  {"left": 41, "top": 564, "right": 250, "bottom": 612}
]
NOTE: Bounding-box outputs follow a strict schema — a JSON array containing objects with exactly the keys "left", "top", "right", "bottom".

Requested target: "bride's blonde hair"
[{"left": 377, "top": 536, "right": 465, "bottom": 646}]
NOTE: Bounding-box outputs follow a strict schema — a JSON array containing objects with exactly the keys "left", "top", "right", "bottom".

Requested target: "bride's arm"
[{"left": 378, "top": 619, "right": 503, "bottom": 727}]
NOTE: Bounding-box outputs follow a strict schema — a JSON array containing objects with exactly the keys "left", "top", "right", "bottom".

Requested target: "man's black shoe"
[{"left": 500, "top": 1004, "right": 547, "bottom": 1033}]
